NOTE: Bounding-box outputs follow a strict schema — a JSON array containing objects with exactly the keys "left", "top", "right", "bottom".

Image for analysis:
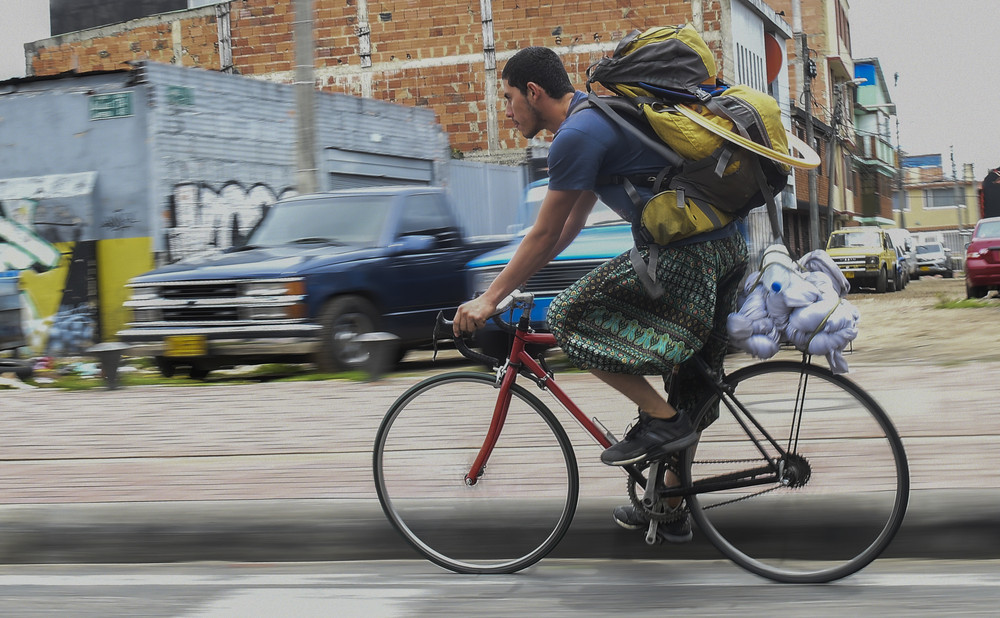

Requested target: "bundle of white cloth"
[{"left": 727, "top": 247, "right": 860, "bottom": 374}]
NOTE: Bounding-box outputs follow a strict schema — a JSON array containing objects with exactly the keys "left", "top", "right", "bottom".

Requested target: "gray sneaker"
[
  {"left": 601, "top": 411, "right": 697, "bottom": 466},
  {"left": 612, "top": 504, "right": 693, "bottom": 544}
]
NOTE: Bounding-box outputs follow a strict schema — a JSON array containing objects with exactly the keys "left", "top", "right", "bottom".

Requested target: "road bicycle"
[{"left": 373, "top": 291, "right": 909, "bottom": 583}]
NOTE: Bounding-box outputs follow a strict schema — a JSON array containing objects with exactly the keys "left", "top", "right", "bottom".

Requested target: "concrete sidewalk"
[{"left": 0, "top": 359, "right": 997, "bottom": 565}]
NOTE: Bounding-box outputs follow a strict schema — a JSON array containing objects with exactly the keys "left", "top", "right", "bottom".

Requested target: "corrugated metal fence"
[{"left": 445, "top": 160, "right": 526, "bottom": 237}]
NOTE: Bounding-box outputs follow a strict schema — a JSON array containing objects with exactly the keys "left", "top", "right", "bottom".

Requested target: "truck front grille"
[
  {"left": 159, "top": 283, "right": 240, "bottom": 300},
  {"left": 162, "top": 306, "right": 240, "bottom": 322},
  {"left": 523, "top": 259, "right": 608, "bottom": 294},
  {"left": 125, "top": 278, "right": 306, "bottom": 327}
]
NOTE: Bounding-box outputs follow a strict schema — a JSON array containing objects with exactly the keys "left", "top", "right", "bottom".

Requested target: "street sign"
[
  {"left": 166, "top": 85, "right": 194, "bottom": 106},
  {"left": 88, "top": 92, "right": 134, "bottom": 121}
]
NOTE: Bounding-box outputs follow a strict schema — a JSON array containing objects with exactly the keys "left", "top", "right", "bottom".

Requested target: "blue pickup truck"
[
  {"left": 118, "top": 187, "right": 506, "bottom": 378},
  {"left": 467, "top": 180, "right": 634, "bottom": 358}
]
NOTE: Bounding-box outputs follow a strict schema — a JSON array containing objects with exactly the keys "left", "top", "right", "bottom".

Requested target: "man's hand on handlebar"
[{"left": 453, "top": 295, "right": 497, "bottom": 337}]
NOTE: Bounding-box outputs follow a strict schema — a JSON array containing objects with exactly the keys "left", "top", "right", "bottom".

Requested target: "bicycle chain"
[
  {"left": 690, "top": 455, "right": 809, "bottom": 510},
  {"left": 629, "top": 457, "right": 807, "bottom": 515}
]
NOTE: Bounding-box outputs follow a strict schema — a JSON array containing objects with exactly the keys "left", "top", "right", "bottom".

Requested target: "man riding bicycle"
[{"left": 453, "top": 45, "right": 749, "bottom": 542}]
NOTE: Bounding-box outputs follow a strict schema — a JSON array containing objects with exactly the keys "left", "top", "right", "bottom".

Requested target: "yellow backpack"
[{"left": 580, "top": 25, "right": 808, "bottom": 297}]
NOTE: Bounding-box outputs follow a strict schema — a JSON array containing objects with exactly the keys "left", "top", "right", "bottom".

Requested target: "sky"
[
  {"left": 849, "top": 0, "right": 999, "bottom": 179},
  {"left": 2, "top": 0, "right": 997, "bottom": 178},
  {"left": 0, "top": 0, "right": 50, "bottom": 80}
]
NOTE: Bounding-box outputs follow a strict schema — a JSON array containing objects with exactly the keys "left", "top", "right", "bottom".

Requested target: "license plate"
[
  {"left": 843, "top": 271, "right": 854, "bottom": 278},
  {"left": 164, "top": 335, "right": 207, "bottom": 357},
  {"left": 920, "top": 266, "right": 930, "bottom": 272}
]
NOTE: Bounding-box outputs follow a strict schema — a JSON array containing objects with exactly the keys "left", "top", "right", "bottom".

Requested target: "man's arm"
[
  {"left": 546, "top": 191, "right": 597, "bottom": 261},
  {"left": 453, "top": 188, "right": 594, "bottom": 335}
]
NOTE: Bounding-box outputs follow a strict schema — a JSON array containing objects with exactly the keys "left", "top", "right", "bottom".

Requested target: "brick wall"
[
  {"left": 29, "top": 14, "right": 221, "bottom": 75},
  {"left": 28, "top": 0, "right": 725, "bottom": 153}
]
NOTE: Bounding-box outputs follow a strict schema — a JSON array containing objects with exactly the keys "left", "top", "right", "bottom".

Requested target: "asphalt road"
[{"left": 0, "top": 559, "right": 998, "bottom": 617}]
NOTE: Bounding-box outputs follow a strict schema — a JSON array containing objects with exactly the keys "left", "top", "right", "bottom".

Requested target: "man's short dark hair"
[{"left": 501, "top": 47, "right": 574, "bottom": 98}]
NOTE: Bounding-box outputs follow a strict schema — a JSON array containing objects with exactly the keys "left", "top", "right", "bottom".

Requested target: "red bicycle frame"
[{"left": 463, "top": 323, "right": 615, "bottom": 486}]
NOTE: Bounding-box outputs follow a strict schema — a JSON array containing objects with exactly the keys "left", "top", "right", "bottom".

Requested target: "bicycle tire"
[
  {"left": 373, "top": 371, "right": 579, "bottom": 574},
  {"left": 685, "top": 360, "right": 909, "bottom": 583}
]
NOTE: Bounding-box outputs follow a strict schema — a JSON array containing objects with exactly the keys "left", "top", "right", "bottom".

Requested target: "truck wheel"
[
  {"left": 189, "top": 366, "right": 210, "bottom": 380},
  {"left": 154, "top": 357, "right": 177, "bottom": 378},
  {"left": 875, "top": 267, "right": 888, "bottom": 294},
  {"left": 317, "top": 295, "right": 380, "bottom": 373},
  {"left": 944, "top": 269, "right": 954, "bottom": 279}
]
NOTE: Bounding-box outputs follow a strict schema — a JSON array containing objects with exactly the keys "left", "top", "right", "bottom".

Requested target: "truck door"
[{"left": 381, "top": 194, "right": 470, "bottom": 338}]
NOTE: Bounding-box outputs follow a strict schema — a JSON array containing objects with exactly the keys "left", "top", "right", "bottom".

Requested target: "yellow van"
[{"left": 826, "top": 227, "right": 898, "bottom": 293}]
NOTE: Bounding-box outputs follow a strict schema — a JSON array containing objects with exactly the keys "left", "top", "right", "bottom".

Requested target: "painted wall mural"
[
  {"left": 0, "top": 176, "right": 295, "bottom": 356},
  {"left": 0, "top": 187, "right": 94, "bottom": 355},
  {"left": 166, "top": 181, "right": 297, "bottom": 261}
]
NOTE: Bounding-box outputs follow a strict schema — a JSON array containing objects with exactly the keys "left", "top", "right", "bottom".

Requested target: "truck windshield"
[
  {"left": 916, "top": 243, "right": 943, "bottom": 254},
  {"left": 247, "top": 196, "right": 394, "bottom": 247},
  {"left": 829, "top": 230, "right": 879, "bottom": 249}
]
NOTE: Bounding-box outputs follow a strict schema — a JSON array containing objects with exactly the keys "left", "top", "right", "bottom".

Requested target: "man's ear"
[{"left": 525, "top": 81, "right": 543, "bottom": 101}]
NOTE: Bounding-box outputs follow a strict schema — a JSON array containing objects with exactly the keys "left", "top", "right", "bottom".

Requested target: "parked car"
[
  {"left": 886, "top": 228, "right": 916, "bottom": 283},
  {"left": 826, "top": 227, "right": 899, "bottom": 293},
  {"left": 914, "top": 242, "right": 954, "bottom": 279},
  {"left": 891, "top": 240, "right": 909, "bottom": 290},
  {"left": 118, "top": 187, "right": 508, "bottom": 378},
  {"left": 467, "top": 184, "right": 633, "bottom": 358},
  {"left": 964, "top": 216, "right": 1000, "bottom": 298}
]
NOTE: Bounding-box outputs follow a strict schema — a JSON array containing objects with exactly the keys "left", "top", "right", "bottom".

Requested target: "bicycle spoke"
[
  {"left": 687, "top": 361, "right": 908, "bottom": 583},
  {"left": 373, "top": 372, "right": 578, "bottom": 574}
]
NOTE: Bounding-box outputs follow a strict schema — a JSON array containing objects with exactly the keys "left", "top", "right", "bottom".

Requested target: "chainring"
[{"left": 626, "top": 457, "right": 688, "bottom": 523}]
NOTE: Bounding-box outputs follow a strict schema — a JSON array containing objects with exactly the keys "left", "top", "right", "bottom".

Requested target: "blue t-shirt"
[
  {"left": 547, "top": 91, "right": 665, "bottom": 223},
  {"left": 547, "top": 90, "right": 736, "bottom": 243}
]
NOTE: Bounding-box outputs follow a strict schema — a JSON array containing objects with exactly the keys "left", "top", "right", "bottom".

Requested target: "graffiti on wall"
[
  {"left": 167, "top": 181, "right": 297, "bottom": 261},
  {"left": 0, "top": 173, "right": 99, "bottom": 355}
]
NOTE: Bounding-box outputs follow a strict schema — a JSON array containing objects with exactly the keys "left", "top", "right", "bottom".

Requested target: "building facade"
[
  {"left": 900, "top": 155, "right": 978, "bottom": 234},
  {"left": 853, "top": 57, "right": 897, "bottom": 227},
  {"left": 0, "top": 61, "right": 453, "bottom": 353},
  {"left": 768, "top": 0, "right": 864, "bottom": 254}
]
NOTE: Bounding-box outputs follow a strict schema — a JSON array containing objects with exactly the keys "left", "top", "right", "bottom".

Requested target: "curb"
[{"left": 1, "top": 490, "right": 997, "bottom": 565}]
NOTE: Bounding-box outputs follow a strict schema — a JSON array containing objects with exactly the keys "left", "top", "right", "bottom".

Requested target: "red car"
[{"left": 965, "top": 216, "right": 1000, "bottom": 298}]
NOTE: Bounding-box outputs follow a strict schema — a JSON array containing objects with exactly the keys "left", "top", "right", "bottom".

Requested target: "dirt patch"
[{"left": 843, "top": 276, "right": 1000, "bottom": 365}]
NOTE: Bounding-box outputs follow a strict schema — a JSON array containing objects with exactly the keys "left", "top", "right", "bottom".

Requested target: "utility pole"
[
  {"left": 826, "top": 83, "right": 842, "bottom": 237},
  {"left": 894, "top": 112, "right": 905, "bottom": 228},
  {"left": 951, "top": 147, "right": 965, "bottom": 231},
  {"left": 480, "top": 0, "right": 499, "bottom": 152},
  {"left": 293, "top": 0, "right": 318, "bottom": 194},
  {"left": 793, "top": 1, "right": 819, "bottom": 252}
]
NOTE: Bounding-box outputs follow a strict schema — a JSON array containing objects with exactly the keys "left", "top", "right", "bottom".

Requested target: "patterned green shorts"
[{"left": 547, "top": 233, "right": 748, "bottom": 415}]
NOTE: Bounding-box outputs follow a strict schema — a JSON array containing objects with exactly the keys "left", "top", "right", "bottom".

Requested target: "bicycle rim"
[
  {"left": 373, "top": 372, "right": 579, "bottom": 574},
  {"left": 686, "top": 361, "right": 909, "bottom": 583}
]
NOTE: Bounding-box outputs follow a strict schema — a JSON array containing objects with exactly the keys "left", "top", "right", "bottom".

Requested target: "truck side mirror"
[{"left": 389, "top": 234, "right": 435, "bottom": 255}]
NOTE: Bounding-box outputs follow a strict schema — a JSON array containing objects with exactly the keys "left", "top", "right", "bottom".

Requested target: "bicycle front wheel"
[
  {"left": 373, "top": 372, "right": 579, "bottom": 574},
  {"left": 687, "top": 361, "right": 909, "bottom": 583}
]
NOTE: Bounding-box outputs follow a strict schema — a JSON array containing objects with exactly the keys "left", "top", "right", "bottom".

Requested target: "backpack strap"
[
  {"left": 630, "top": 244, "right": 664, "bottom": 298},
  {"left": 701, "top": 98, "right": 786, "bottom": 246},
  {"left": 585, "top": 92, "right": 685, "bottom": 168}
]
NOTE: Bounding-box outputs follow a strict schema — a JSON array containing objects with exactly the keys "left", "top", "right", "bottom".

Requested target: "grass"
[
  {"left": 3, "top": 359, "right": 371, "bottom": 391},
  {"left": 934, "top": 295, "right": 995, "bottom": 309}
]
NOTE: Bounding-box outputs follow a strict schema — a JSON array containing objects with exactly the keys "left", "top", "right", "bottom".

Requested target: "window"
[
  {"left": 923, "top": 188, "right": 961, "bottom": 209},
  {"left": 398, "top": 194, "right": 450, "bottom": 236}
]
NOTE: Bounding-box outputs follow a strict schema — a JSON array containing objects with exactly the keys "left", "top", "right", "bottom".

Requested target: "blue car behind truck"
[
  {"left": 119, "top": 187, "right": 506, "bottom": 378},
  {"left": 467, "top": 182, "right": 634, "bottom": 358}
]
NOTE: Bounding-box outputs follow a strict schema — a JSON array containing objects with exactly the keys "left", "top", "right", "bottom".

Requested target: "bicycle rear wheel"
[
  {"left": 373, "top": 371, "right": 579, "bottom": 574},
  {"left": 686, "top": 360, "right": 909, "bottom": 583}
]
